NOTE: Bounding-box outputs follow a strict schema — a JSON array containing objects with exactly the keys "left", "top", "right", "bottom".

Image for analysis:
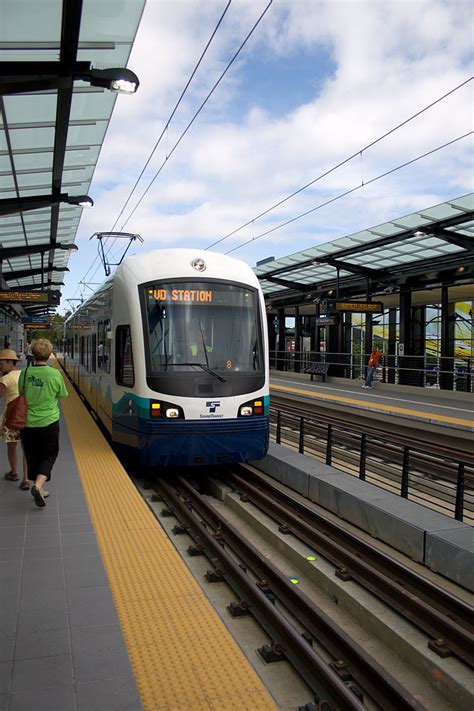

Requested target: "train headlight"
[
  {"left": 238, "top": 399, "right": 265, "bottom": 417},
  {"left": 239, "top": 406, "right": 253, "bottom": 416},
  {"left": 150, "top": 400, "right": 185, "bottom": 419}
]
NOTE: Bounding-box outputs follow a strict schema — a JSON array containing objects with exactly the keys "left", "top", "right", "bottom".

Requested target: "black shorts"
[{"left": 21, "top": 420, "right": 60, "bottom": 481}]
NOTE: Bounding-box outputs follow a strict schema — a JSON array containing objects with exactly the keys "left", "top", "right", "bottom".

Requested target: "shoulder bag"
[{"left": 5, "top": 371, "right": 28, "bottom": 431}]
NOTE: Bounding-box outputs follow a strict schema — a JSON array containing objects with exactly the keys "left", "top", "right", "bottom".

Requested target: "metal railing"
[
  {"left": 269, "top": 350, "right": 473, "bottom": 392},
  {"left": 270, "top": 407, "right": 473, "bottom": 523}
]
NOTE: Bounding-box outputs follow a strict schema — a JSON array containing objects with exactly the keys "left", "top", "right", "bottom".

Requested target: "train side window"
[
  {"left": 103, "top": 319, "right": 111, "bottom": 373},
  {"left": 116, "top": 325, "right": 135, "bottom": 387},
  {"left": 91, "top": 333, "right": 97, "bottom": 372},
  {"left": 98, "top": 321, "right": 108, "bottom": 371}
]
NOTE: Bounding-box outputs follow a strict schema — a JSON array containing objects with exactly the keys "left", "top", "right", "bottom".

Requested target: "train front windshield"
[{"left": 142, "top": 281, "right": 264, "bottom": 384}]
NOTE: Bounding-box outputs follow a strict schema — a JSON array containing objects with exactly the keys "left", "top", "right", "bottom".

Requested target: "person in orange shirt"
[{"left": 363, "top": 348, "right": 383, "bottom": 389}]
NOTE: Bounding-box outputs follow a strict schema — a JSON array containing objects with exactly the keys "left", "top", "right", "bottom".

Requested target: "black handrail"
[{"left": 269, "top": 407, "right": 471, "bottom": 522}]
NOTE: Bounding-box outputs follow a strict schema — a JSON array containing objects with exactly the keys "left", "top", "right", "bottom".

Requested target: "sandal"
[
  {"left": 4, "top": 471, "right": 19, "bottom": 481},
  {"left": 31, "top": 486, "right": 46, "bottom": 508},
  {"left": 19, "top": 481, "right": 30, "bottom": 490}
]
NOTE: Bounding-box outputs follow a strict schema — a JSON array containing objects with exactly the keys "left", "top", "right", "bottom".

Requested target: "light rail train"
[{"left": 60, "top": 249, "right": 269, "bottom": 468}]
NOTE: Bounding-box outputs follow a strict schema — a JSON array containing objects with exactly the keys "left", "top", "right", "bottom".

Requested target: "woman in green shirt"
[{"left": 19, "top": 338, "right": 68, "bottom": 507}]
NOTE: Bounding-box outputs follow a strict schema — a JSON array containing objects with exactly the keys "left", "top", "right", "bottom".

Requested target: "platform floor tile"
[{"left": 60, "top": 372, "right": 277, "bottom": 710}]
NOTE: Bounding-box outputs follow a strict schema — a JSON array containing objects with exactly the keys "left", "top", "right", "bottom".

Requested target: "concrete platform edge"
[{"left": 251, "top": 444, "right": 474, "bottom": 592}]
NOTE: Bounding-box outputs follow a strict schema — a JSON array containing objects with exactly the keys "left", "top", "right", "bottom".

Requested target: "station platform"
[
  {"left": 0, "top": 365, "right": 277, "bottom": 711},
  {"left": 270, "top": 370, "right": 474, "bottom": 444}
]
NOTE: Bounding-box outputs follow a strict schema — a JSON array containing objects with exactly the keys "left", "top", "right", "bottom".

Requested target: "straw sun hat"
[{"left": 0, "top": 349, "right": 20, "bottom": 362}]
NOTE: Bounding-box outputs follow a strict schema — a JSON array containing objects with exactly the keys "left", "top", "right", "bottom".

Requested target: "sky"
[{"left": 63, "top": 0, "right": 473, "bottom": 311}]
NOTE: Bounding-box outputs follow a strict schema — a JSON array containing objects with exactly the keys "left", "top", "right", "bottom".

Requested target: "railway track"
[
  {"left": 151, "top": 470, "right": 473, "bottom": 710},
  {"left": 155, "top": 476, "right": 425, "bottom": 711},
  {"left": 226, "top": 465, "right": 473, "bottom": 668}
]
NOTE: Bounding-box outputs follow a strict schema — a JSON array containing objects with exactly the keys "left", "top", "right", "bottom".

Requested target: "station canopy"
[
  {"left": 256, "top": 193, "right": 474, "bottom": 309},
  {"left": 0, "top": 0, "right": 145, "bottom": 317}
]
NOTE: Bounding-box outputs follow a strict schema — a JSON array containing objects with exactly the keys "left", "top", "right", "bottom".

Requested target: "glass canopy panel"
[
  {"left": 419, "top": 205, "right": 464, "bottom": 221},
  {"left": 77, "top": 45, "right": 133, "bottom": 69},
  {"left": 79, "top": 0, "right": 145, "bottom": 43},
  {"left": 368, "top": 223, "right": 404, "bottom": 237},
  {"left": 0, "top": 174, "right": 15, "bottom": 192},
  {"left": 9, "top": 127, "right": 56, "bottom": 150},
  {"left": 0, "top": 48, "right": 61, "bottom": 62},
  {"left": 66, "top": 121, "right": 108, "bottom": 148},
  {"left": 64, "top": 145, "right": 101, "bottom": 168},
  {"left": 4, "top": 94, "right": 57, "bottom": 124},
  {"left": 0, "top": 1, "right": 62, "bottom": 43},
  {"left": 450, "top": 195, "right": 474, "bottom": 211},
  {"left": 70, "top": 90, "right": 116, "bottom": 122},
  {"left": 17, "top": 171, "right": 53, "bottom": 188},
  {"left": 8, "top": 152, "right": 54, "bottom": 171}
]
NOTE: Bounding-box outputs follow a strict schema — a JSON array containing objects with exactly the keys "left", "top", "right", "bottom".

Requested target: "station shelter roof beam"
[
  {"left": 256, "top": 194, "right": 473, "bottom": 307},
  {"left": 0, "top": 0, "right": 145, "bottom": 316}
]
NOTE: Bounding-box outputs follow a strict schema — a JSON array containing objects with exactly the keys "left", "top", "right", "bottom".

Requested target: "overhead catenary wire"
[
  {"left": 110, "top": 0, "right": 233, "bottom": 235},
  {"left": 207, "top": 76, "right": 473, "bottom": 250},
  {"left": 118, "top": 0, "right": 273, "bottom": 232},
  {"left": 71, "top": 0, "right": 235, "bottom": 300},
  {"left": 225, "top": 131, "right": 473, "bottom": 254},
  {"left": 74, "top": 0, "right": 273, "bottom": 298}
]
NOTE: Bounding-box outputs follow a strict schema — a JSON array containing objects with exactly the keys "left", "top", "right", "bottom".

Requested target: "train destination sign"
[
  {"left": 325, "top": 300, "right": 383, "bottom": 314},
  {"left": 23, "top": 323, "right": 49, "bottom": 330},
  {"left": 0, "top": 290, "right": 50, "bottom": 304},
  {"left": 149, "top": 288, "right": 213, "bottom": 303}
]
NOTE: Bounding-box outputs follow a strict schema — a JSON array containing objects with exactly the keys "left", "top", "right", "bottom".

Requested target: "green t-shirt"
[{"left": 19, "top": 365, "right": 68, "bottom": 428}]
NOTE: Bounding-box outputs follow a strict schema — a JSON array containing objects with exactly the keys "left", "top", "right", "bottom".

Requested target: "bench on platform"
[{"left": 304, "top": 361, "right": 329, "bottom": 382}]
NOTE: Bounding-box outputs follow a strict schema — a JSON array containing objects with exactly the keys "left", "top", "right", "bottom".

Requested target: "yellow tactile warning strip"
[
  {"left": 58, "top": 370, "right": 277, "bottom": 710},
  {"left": 271, "top": 382, "right": 474, "bottom": 428}
]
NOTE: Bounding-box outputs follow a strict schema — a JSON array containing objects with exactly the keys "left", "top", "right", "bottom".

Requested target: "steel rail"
[
  {"left": 160, "top": 477, "right": 424, "bottom": 711},
  {"left": 229, "top": 467, "right": 474, "bottom": 668},
  {"left": 156, "top": 478, "right": 366, "bottom": 711}
]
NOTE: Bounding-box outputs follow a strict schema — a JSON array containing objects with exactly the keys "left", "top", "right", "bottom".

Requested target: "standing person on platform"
[
  {"left": 362, "top": 347, "right": 384, "bottom": 389},
  {"left": 24, "top": 342, "right": 34, "bottom": 366},
  {"left": 19, "top": 339, "right": 68, "bottom": 508},
  {"left": 0, "top": 349, "right": 29, "bottom": 490}
]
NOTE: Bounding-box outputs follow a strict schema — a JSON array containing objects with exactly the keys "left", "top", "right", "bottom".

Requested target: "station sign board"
[
  {"left": 21, "top": 316, "right": 49, "bottom": 324},
  {"left": 314, "top": 316, "right": 336, "bottom": 326},
  {"left": 323, "top": 299, "right": 383, "bottom": 314},
  {"left": 0, "top": 290, "right": 58, "bottom": 304},
  {"left": 23, "top": 323, "right": 50, "bottom": 330}
]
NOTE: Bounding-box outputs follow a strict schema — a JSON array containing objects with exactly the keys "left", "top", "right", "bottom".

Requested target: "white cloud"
[{"left": 65, "top": 0, "right": 473, "bottom": 305}]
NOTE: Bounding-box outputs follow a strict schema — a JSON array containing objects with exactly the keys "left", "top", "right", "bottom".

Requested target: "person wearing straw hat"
[{"left": 0, "top": 348, "right": 28, "bottom": 490}]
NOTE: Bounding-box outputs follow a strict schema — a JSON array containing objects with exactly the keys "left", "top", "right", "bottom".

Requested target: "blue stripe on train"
[{"left": 113, "top": 416, "right": 269, "bottom": 468}]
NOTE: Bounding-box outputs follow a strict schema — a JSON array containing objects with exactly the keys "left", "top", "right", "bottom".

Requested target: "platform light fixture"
[
  {"left": 88, "top": 68, "right": 139, "bottom": 94},
  {"left": 413, "top": 230, "right": 427, "bottom": 238},
  {"left": 66, "top": 194, "right": 94, "bottom": 208},
  {"left": 1, "top": 62, "right": 140, "bottom": 97}
]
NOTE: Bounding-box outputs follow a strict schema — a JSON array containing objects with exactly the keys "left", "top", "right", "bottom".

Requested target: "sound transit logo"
[{"left": 206, "top": 401, "right": 221, "bottom": 413}]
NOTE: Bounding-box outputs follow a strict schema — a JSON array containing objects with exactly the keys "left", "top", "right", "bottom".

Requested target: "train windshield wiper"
[{"left": 173, "top": 362, "right": 226, "bottom": 383}]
